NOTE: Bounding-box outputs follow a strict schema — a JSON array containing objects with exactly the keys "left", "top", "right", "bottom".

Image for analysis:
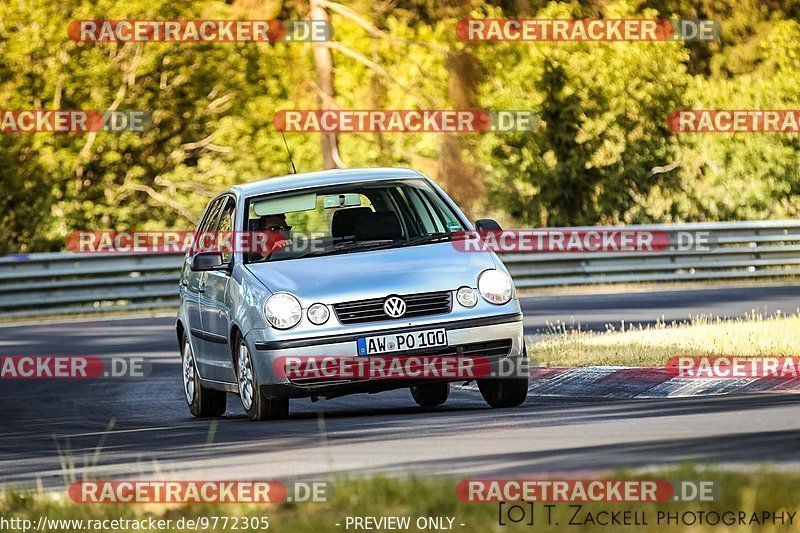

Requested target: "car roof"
[{"left": 231, "top": 167, "right": 427, "bottom": 198}]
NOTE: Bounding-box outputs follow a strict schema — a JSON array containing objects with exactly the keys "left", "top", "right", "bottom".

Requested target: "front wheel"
[
  {"left": 181, "top": 334, "right": 227, "bottom": 418},
  {"left": 235, "top": 335, "right": 289, "bottom": 421},
  {"left": 410, "top": 382, "right": 450, "bottom": 407},
  {"left": 477, "top": 350, "right": 529, "bottom": 408}
]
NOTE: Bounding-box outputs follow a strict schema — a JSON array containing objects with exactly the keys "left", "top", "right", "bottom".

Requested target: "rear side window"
[{"left": 285, "top": 194, "right": 373, "bottom": 234}]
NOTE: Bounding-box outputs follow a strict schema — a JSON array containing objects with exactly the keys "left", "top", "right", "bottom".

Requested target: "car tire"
[
  {"left": 410, "top": 382, "right": 450, "bottom": 407},
  {"left": 234, "top": 334, "right": 289, "bottom": 421},
  {"left": 477, "top": 348, "right": 530, "bottom": 408},
  {"left": 181, "top": 333, "right": 227, "bottom": 418}
]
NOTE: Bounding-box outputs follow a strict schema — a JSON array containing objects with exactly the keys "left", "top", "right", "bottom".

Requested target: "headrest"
[
  {"left": 331, "top": 207, "right": 372, "bottom": 238},
  {"left": 248, "top": 217, "right": 263, "bottom": 231},
  {"left": 354, "top": 211, "right": 402, "bottom": 241}
]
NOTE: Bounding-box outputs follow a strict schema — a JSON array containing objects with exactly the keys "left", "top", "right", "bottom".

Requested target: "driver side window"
[
  {"left": 194, "top": 198, "right": 225, "bottom": 254},
  {"left": 216, "top": 198, "right": 235, "bottom": 264}
]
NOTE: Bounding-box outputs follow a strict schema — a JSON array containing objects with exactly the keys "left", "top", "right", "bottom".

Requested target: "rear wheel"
[
  {"left": 181, "top": 334, "right": 226, "bottom": 418},
  {"left": 235, "top": 335, "right": 289, "bottom": 421},
  {"left": 410, "top": 382, "right": 450, "bottom": 407},
  {"left": 477, "top": 349, "right": 529, "bottom": 408}
]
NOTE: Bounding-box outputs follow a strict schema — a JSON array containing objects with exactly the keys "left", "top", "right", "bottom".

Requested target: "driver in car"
[{"left": 252, "top": 213, "right": 293, "bottom": 261}]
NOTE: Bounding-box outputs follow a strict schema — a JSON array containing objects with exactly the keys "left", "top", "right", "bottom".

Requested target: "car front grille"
[
  {"left": 440, "top": 340, "right": 513, "bottom": 360},
  {"left": 333, "top": 291, "right": 452, "bottom": 325},
  {"left": 286, "top": 339, "right": 513, "bottom": 387}
]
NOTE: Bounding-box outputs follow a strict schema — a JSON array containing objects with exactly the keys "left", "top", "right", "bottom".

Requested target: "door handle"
[
  {"left": 198, "top": 284, "right": 205, "bottom": 293},
  {"left": 181, "top": 279, "right": 188, "bottom": 286}
]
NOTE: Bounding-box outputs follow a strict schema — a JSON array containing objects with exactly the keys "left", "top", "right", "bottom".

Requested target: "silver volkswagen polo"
[{"left": 177, "top": 168, "right": 528, "bottom": 421}]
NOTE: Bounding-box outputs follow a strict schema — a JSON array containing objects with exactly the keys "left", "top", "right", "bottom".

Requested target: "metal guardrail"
[
  {"left": 504, "top": 220, "right": 800, "bottom": 288},
  {"left": 1, "top": 220, "right": 799, "bottom": 318},
  {"left": 0, "top": 252, "right": 184, "bottom": 319}
]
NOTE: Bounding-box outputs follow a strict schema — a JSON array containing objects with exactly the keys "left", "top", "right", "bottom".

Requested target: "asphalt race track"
[{"left": 2, "top": 284, "right": 800, "bottom": 489}]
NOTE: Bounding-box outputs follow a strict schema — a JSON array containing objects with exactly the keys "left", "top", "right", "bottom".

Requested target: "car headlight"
[
  {"left": 307, "top": 303, "right": 330, "bottom": 325},
  {"left": 478, "top": 270, "right": 513, "bottom": 305},
  {"left": 456, "top": 286, "right": 478, "bottom": 308},
  {"left": 264, "top": 293, "right": 302, "bottom": 329}
]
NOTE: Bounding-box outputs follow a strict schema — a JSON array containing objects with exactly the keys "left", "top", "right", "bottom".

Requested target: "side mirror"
[
  {"left": 191, "top": 251, "right": 224, "bottom": 272},
  {"left": 474, "top": 219, "right": 503, "bottom": 231}
]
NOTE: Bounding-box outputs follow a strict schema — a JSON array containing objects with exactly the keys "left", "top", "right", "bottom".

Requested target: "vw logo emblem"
[{"left": 383, "top": 296, "right": 407, "bottom": 318}]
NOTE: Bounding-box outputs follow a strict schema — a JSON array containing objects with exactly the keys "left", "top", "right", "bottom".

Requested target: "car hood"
[{"left": 245, "top": 242, "right": 498, "bottom": 305}]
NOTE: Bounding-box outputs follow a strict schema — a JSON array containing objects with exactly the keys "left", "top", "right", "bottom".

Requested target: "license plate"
[{"left": 357, "top": 328, "right": 448, "bottom": 356}]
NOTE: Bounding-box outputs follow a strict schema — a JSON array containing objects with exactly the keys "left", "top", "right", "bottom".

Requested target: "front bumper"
[{"left": 245, "top": 313, "right": 524, "bottom": 399}]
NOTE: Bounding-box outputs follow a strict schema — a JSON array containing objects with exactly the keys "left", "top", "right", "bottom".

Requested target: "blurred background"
[{"left": 1, "top": 0, "right": 798, "bottom": 254}]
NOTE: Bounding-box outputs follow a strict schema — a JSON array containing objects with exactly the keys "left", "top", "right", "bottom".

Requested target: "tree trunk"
[
  {"left": 440, "top": 49, "right": 483, "bottom": 213},
  {"left": 310, "top": 0, "right": 345, "bottom": 169}
]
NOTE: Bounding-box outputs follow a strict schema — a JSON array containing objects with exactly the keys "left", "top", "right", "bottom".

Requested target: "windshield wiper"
[
  {"left": 289, "top": 239, "right": 395, "bottom": 260},
  {"left": 379, "top": 232, "right": 457, "bottom": 250},
  {"left": 263, "top": 232, "right": 461, "bottom": 261}
]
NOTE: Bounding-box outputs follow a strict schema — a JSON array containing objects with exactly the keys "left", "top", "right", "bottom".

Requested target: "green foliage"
[
  {"left": 474, "top": 2, "right": 689, "bottom": 225},
  {"left": 640, "top": 19, "right": 800, "bottom": 222},
  {"left": 0, "top": 0, "right": 312, "bottom": 252},
  {"left": 0, "top": 0, "right": 798, "bottom": 253}
]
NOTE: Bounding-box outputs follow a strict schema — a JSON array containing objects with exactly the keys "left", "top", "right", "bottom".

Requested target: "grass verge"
[
  {"left": 528, "top": 312, "right": 800, "bottom": 367},
  {"left": 3, "top": 466, "right": 800, "bottom": 532},
  {"left": 516, "top": 278, "right": 800, "bottom": 297}
]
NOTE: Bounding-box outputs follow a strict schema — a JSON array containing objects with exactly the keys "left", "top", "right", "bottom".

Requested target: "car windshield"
[{"left": 243, "top": 179, "right": 466, "bottom": 263}]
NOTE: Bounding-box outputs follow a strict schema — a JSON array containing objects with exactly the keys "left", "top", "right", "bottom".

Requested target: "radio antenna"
[{"left": 279, "top": 129, "right": 297, "bottom": 174}]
